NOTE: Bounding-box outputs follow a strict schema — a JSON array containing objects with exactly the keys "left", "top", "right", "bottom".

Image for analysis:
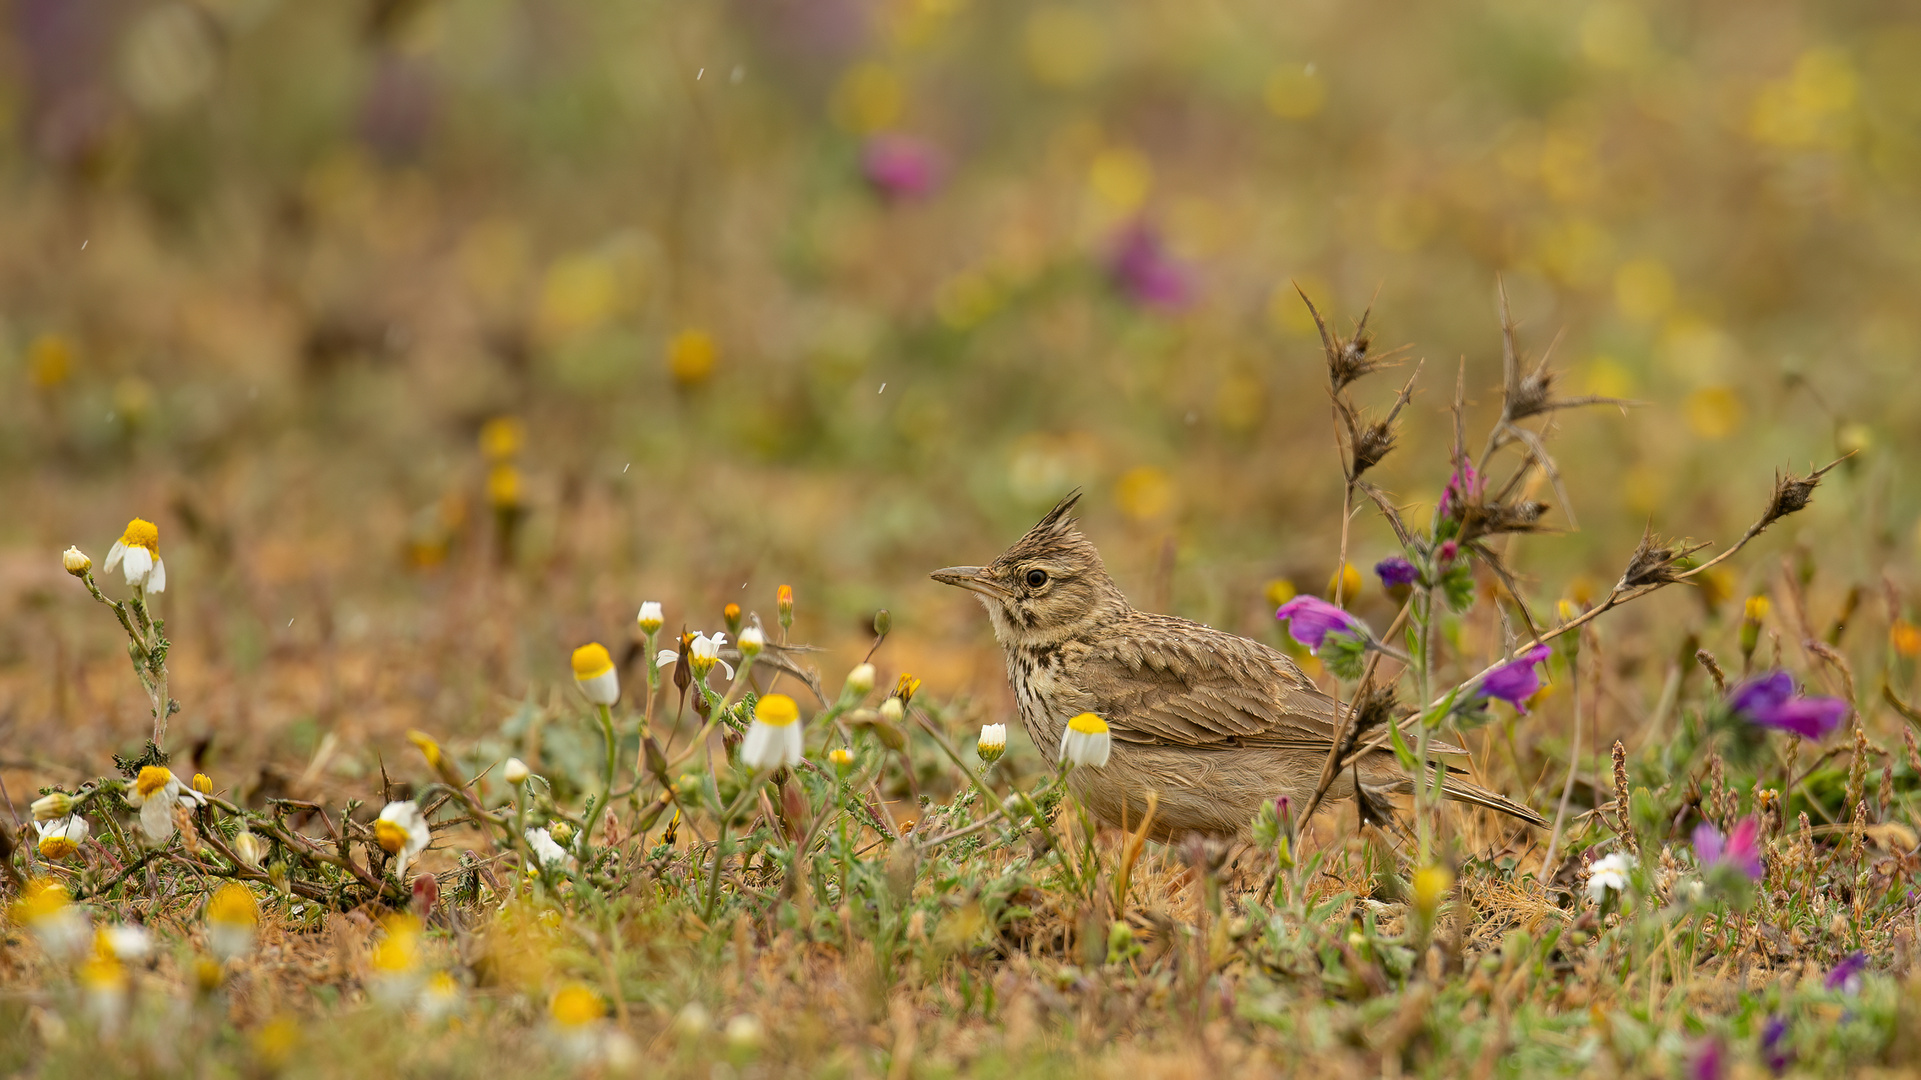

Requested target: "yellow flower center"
[
  {"left": 828, "top": 747, "right": 854, "bottom": 767},
  {"left": 550, "top": 984, "right": 606, "bottom": 1027},
  {"left": 407, "top": 730, "right": 443, "bottom": 768},
  {"left": 135, "top": 766, "right": 174, "bottom": 799},
  {"left": 755, "top": 693, "right": 800, "bottom": 728},
  {"left": 375, "top": 818, "right": 412, "bottom": 854},
  {"left": 894, "top": 674, "right": 922, "bottom": 704},
  {"left": 39, "top": 836, "right": 79, "bottom": 860},
  {"left": 120, "top": 518, "right": 159, "bottom": 554},
  {"left": 206, "top": 883, "right": 258, "bottom": 927},
  {"left": 372, "top": 915, "right": 422, "bottom": 973},
  {"left": 192, "top": 773, "right": 213, "bottom": 795},
  {"left": 1067, "top": 712, "right": 1109, "bottom": 735},
  {"left": 571, "top": 643, "right": 614, "bottom": 680}
]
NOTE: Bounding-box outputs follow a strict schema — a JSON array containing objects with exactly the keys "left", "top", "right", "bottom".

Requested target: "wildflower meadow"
[{"left": 3, "top": 1, "right": 1920, "bottom": 1077}]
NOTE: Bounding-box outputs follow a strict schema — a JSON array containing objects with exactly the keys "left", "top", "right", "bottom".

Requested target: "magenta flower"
[
  {"left": 1825, "top": 951, "right": 1867, "bottom": 992},
  {"left": 1688, "top": 1037, "right": 1724, "bottom": 1080},
  {"left": 1438, "top": 460, "right": 1481, "bottom": 518},
  {"left": 1274, "top": 596, "right": 1365, "bottom": 655},
  {"left": 1693, "top": 817, "right": 1764, "bottom": 881},
  {"left": 1476, "top": 645, "right": 1551, "bottom": 712},
  {"left": 1761, "top": 1016, "right": 1791, "bottom": 1076},
  {"left": 1437, "top": 539, "right": 1459, "bottom": 563},
  {"left": 1108, "top": 222, "right": 1192, "bottom": 310},
  {"left": 1727, "top": 671, "right": 1848, "bottom": 740},
  {"left": 862, "top": 135, "right": 945, "bottom": 200},
  {"left": 1375, "top": 557, "right": 1418, "bottom": 588}
]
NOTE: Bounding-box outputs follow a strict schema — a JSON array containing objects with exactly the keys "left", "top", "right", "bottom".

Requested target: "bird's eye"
[{"left": 1025, "top": 569, "right": 1048, "bottom": 588}]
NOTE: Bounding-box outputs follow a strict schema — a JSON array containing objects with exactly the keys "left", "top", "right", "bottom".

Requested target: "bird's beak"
[{"left": 930, "top": 565, "right": 1010, "bottom": 599}]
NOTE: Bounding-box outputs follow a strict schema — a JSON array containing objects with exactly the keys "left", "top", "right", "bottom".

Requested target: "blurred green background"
[{"left": 2, "top": 0, "right": 1916, "bottom": 765}]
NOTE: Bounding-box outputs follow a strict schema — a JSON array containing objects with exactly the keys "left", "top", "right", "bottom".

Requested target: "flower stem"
[{"left": 584, "top": 703, "right": 619, "bottom": 846}]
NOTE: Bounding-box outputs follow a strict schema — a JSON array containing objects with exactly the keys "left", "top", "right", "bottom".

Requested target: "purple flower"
[
  {"left": 1375, "top": 557, "right": 1418, "bottom": 589},
  {"left": 1688, "top": 1037, "right": 1724, "bottom": 1080},
  {"left": 1437, "top": 539, "right": 1459, "bottom": 564},
  {"left": 1476, "top": 645, "right": 1551, "bottom": 712},
  {"left": 862, "top": 135, "right": 944, "bottom": 200},
  {"left": 1727, "top": 671, "right": 1848, "bottom": 740},
  {"left": 1825, "top": 951, "right": 1868, "bottom": 992},
  {"left": 1438, "top": 460, "right": 1481, "bottom": 519},
  {"left": 1108, "top": 222, "right": 1193, "bottom": 310},
  {"left": 1761, "top": 1015, "right": 1791, "bottom": 1076},
  {"left": 1692, "top": 817, "right": 1764, "bottom": 881},
  {"left": 1274, "top": 596, "right": 1365, "bottom": 655}
]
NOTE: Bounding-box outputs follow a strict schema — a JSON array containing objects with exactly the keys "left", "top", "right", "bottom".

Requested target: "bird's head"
[{"left": 931, "top": 492, "right": 1128, "bottom": 646}]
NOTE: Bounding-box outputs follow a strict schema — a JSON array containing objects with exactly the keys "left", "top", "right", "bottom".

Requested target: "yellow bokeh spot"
[
  {"left": 1023, "top": 7, "right": 1107, "bottom": 87},
  {"left": 668, "top": 329, "right": 718, "bottom": 387},
  {"left": 1750, "top": 48, "right": 1857, "bottom": 149},
  {"left": 11, "top": 879, "right": 70, "bottom": 925},
  {"left": 1539, "top": 127, "right": 1598, "bottom": 204},
  {"left": 253, "top": 1015, "right": 301, "bottom": 1069},
  {"left": 207, "top": 883, "right": 258, "bottom": 928},
  {"left": 1659, "top": 315, "right": 1736, "bottom": 382},
  {"left": 1620, "top": 463, "right": 1669, "bottom": 517},
  {"left": 1215, "top": 371, "right": 1266, "bottom": 434},
  {"left": 831, "top": 62, "right": 904, "bottom": 133},
  {"left": 1684, "top": 386, "right": 1744, "bottom": 440},
  {"left": 1087, "top": 146, "right": 1153, "bottom": 212},
  {"left": 1534, "top": 216, "right": 1612, "bottom": 285},
  {"left": 480, "top": 416, "right": 525, "bottom": 461},
  {"left": 1411, "top": 864, "right": 1453, "bottom": 914},
  {"left": 372, "top": 914, "right": 423, "bottom": 974},
  {"left": 457, "top": 218, "right": 528, "bottom": 306},
  {"left": 1263, "top": 579, "right": 1297, "bottom": 609},
  {"left": 27, "top": 333, "right": 74, "bottom": 389},
  {"left": 1580, "top": 2, "right": 1650, "bottom": 70},
  {"left": 934, "top": 270, "right": 1002, "bottom": 330},
  {"left": 1114, "top": 465, "right": 1174, "bottom": 521},
  {"left": 550, "top": 983, "right": 606, "bottom": 1028},
  {"left": 1892, "top": 620, "right": 1921, "bottom": 658},
  {"left": 1614, "top": 258, "right": 1675, "bottom": 324},
  {"left": 1583, "top": 357, "right": 1635, "bottom": 398},
  {"left": 1264, "top": 65, "right": 1326, "bottom": 119},
  {"left": 1268, "top": 277, "right": 1329, "bottom": 337},
  {"left": 487, "top": 464, "right": 522, "bottom": 509},
  {"left": 536, "top": 253, "right": 619, "bottom": 339},
  {"left": 1325, "top": 562, "right": 1362, "bottom": 604},
  {"left": 1836, "top": 423, "right": 1871, "bottom": 457}
]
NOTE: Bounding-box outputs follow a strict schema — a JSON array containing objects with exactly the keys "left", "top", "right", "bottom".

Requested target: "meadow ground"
[{"left": 2, "top": 0, "right": 1920, "bottom": 1076}]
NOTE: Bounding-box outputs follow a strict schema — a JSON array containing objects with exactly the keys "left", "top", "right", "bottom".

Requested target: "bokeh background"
[{"left": 2, "top": 0, "right": 1916, "bottom": 790}]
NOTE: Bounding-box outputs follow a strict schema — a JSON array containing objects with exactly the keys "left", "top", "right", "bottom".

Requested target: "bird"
[{"left": 931, "top": 493, "right": 1548, "bottom": 840}]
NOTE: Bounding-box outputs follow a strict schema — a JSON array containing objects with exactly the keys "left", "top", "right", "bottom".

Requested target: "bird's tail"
[{"left": 1440, "top": 778, "right": 1549, "bottom": 827}]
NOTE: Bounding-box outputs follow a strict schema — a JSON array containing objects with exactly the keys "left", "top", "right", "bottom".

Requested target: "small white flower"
[
  {"left": 103, "top": 518, "right": 166, "bottom": 593},
  {"left": 977, "top": 723, "right": 1008, "bottom": 765},
  {"left": 1585, "top": 852, "right": 1633, "bottom": 904},
  {"left": 737, "top": 625, "right": 765, "bottom": 659},
  {"left": 16, "top": 881, "right": 90, "bottom": 957},
  {"left": 35, "top": 815, "right": 90, "bottom": 860},
  {"left": 98, "top": 924, "right": 152, "bottom": 962},
  {"left": 526, "top": 827, "right": 570, "bottom": 868},
  {"left": 636, "top": 601, "right": 664, "bottom": 636},
  {"left": 417, "top": 971, "right": 464, "bottom": 1023},
  {"left": 844, "top": 663, "right": 876, "bottom": 698},
  {"left": 232, "top": 829, "right": 269, "bottom": 868},
  {"left": 63, "top": 546, "right": 92, "bottom": 576},
  {"left": 571, "top": 643, "right": 620, "bottom": 706},
  {"left": 1058, "top": 712, "right": 1112, "bottom": 769},
  {"left": 125, "top": 766, "right": 184, "bottom": 844},
  {"left": 503, "top": 757, "right": 530, "bottom": 785},
  {"left": 205, "top": 883, "right": 258, "bottom": 960},
  {"left": 375, "top": 801, "right": 432, "bottom": 881},
  {"left": 724, "top": 1013, "right": 765, "bottom": 1051},
  {"left": 673, "top": 1001, "right": 712, "bottom": 1037},
  {"left": 657, "top": 632, "right": 734, "bottom": 682},
  {"left": 740, "top": 694, "right": 803, "bottom": 771},
  {"left": 879, "top": 697, "right": 904, "bottom": 725}
]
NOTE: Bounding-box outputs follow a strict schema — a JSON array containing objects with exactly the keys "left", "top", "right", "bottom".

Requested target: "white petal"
[
  {"left": 578, "top": 668, "right": 620, "bottom": 706},
  {"left": 105, "top": 540, "right": 126, "bottom": 572},
  {"left": 740, "top": 723, "right": 778, "bottom": 771},
  {"left": 140, "top": 797, "right": 175, "bottom": 844},
  {"left": 120, "top": 546, "right": 153, "bottom": 587},
  {"left": 716, "top": 659, "right": 736, "bottom": 681},
  {"left": 656, "top": 650, "right": 681, "bottom": 668},
  {"left": 779, "top": 723, "right": 804, "bottom": 768},
  {"left": 147, "top": 556, "right": 165, "bottom": 593}
]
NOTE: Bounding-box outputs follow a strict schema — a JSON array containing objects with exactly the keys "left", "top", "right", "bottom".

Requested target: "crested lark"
[{"left": 933, "top": 494, "right": 1548, "bottom": 839}]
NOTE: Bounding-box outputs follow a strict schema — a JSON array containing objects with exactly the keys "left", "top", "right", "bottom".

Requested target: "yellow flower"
[
  {"left": 407, "top": 729, "right": 445, "bottom": 770},
  {"left": 777, "top": 585, "right": 794, "bottom": 628},
  {"left": 741, "top": 694, "right": 803, "bottom": 771},
  {"left": 1326, "top": 563, "right": 1362, "bottom": 605},
  {"left": 667, "top": 329, "right": 717, "bottom": 388},
  {"left": 1263, "top": 579, "right": 1297, "bottom": 608},
  {"left": 1059, "top": 712, "right": 1112, "bottom": 768},
  {"left": 572, "top": 643, "right": 619, "bottom": 705},
  {"left": 205, "top": 883, "right": 258, "bottom": 960},
  {"left": 479, "top": 416, "right": 525, "bottom": 461},
  {"left": 1893, "top": 620, "right": 1921, "bottom": 659},
  {"left": 1412, "top": 864, "right": 1454, "bottom": 918},
  {"left": 487, "top": 464, "right": 523, "bottom": 509},
  {"left": 827, "top": 747, "right": 855, "bottom": 772},
  {"left": 893, "top": 673, "right": 922, "bottom": 705},
  {"left": 550, "top": 983, "right": 606, "bottom": 1028},
  {"left": 27, "top": 332, "right": 74, "bottom": 389},
  {"left": 192, "top": 772, "right": 213, "bottom": 795},
  {"left": 104, "top": 518, "right": 166, "bottom": 592},
  {"left": 13, "top": 878, "right": 88, "bottom": 955}
]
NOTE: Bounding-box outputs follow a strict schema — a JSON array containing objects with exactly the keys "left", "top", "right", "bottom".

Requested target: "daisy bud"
[
  {"left": 636, "top": 601, "right": 664, "bottom": 636},
  {"left": 1059, "top": 712, "right": 1112, "bottom": 769},
  {"left": 31, "top": 792, "right": 73, "bottom": 822},
  {"left": 548, "top": 820, "right": 575, "bottom": 846},
  {"left": 503, "top": 757, "right": 530, "bottom": 785},
  {"left": 62, "top": 546, "right": 91, "bottom": 576},
  {"left": 571, "top": 642, "right": 620, "bottom": 706},
  {"left": 192, "top": 773, "right": 213, "bottom": 795},
  {"left": 977, "top": 723, "right": 1007, "bottom": 765},
  {"left": 777, "top": 584, "right": 794, "bottom": 630},
  {"left": 827, "top": 747, "right": 855, "bottom": 772},
  {"left": 737, "top": 626, "right": 765, "bottom": 660},
  {"left": 741, "top": 694, "right": 804, "bottom": 772},
  {"left": 844, "top": 663, "right": 876, "bottom": 698},
  {"left": 893, "top": 673, "right": 922, "bottom": 705},
  {"left": 232, "top": 830, "right": 269, "bottom": 868},
  {"left": 723, "top": 603, "right": 742, "bottom": 637},
  {"left": 873, "top": 608, "right": 892, "bottom": 637},
  {"left": 879, "top": 696, "right": 904, "bottom": 725}
]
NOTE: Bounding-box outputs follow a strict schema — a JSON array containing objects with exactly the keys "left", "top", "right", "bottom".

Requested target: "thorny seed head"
[
  {"left": 1337, "top": 685, "right": 1402, "bottom": 764},
  {"left": 1758, "top": 458, "right": 1843, "bottom": 531},
  {"left": 1620, "top": 527, "right": 1706, "bottom": 589},
  {"left": 1459, "top": 499, "right": 1548, "bottom": 542}
]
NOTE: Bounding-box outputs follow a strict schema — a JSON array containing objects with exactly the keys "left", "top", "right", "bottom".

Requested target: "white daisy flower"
[
  {"left": 125, "top": 766, "right": 186, "bottom": 844},
  {"left": 103, "top": 518, "right": 166, "bottom": 593},
  {"left": 35, "top": 815, "right": 90, "bottom": 860},
  {"left": 375, "top": 801, "right": 432, "bottom": 881},
  {"left": 636, "top": 602, "right": 664, "bottom": 636},
  {"left": 1059, "top": 712, "right": 1112, "bottom": 769},
  {"left": 525, "top": 826, "right": 570, "bottom": 868},
  {"left": 571, "top": 643, "right": 620, "bottom": 706},
  {"left": 97, "top": 924, "right": 152, "bottom": 962},
  {"left": 1585, "top": 852, "right": 1633, "bottom": 904},
  {"left": 740, "top": 694, "right": 803, "bottom": 771},
  {"left": 977, "top": 723, "right": 1008, "bottom": 765},
  {"left": 205, "top": 883, "right": 258, "bottom": 961},
  {"left": 656, "top": 632, "right": 734, "bottom": 682}
]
